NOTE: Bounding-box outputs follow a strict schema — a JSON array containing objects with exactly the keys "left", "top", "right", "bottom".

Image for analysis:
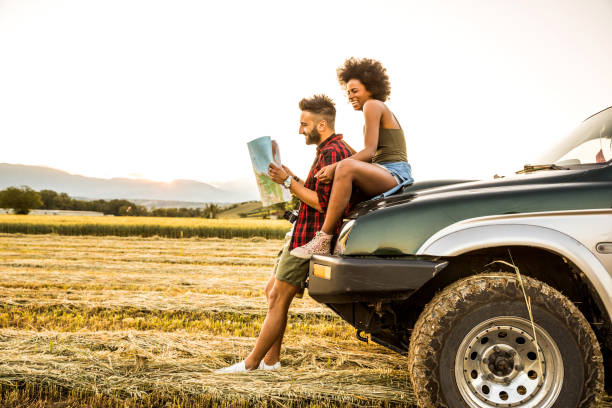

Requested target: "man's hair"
[
  {"left": 337, "top": 57, "right": 391, "bottom": 102},
  {"left": 298, "top": 94, "right": 336, "bottom": 129}
]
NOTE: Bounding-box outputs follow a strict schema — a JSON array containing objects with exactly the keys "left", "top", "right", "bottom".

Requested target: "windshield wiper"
[{"left": 515, "top": 164, "right": 570, "bottom": 174}]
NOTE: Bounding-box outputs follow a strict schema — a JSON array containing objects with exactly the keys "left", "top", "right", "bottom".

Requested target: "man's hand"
[
  {"left": 314, "top": 162, "right": 337, "bottom": 184},
  {"left": 281, "top": 165, "right": 295, "bottom": 179},
  {"left": 268, "top": 163, "right": 289, "bottom": 184}
]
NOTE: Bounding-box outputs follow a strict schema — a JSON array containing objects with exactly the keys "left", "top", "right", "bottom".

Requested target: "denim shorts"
[{"left": 374, "top": 161, "right": 413, "bottom": 198}]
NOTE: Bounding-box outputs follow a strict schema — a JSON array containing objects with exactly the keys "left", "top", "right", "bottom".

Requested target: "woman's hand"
[{"left": 315, "top": 162, "right": 337, "bottom": 184}]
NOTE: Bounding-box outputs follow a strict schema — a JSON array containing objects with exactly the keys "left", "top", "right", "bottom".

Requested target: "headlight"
[{"left": 333, "top": 220, "right": 355, "bottom": 255}]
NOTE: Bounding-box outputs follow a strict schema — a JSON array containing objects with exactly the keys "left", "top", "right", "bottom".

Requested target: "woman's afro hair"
[{"left": 337, "top": 57, "right": 391, "bottom": 101}]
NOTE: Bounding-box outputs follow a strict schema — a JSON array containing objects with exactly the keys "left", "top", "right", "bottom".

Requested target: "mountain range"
[{"left": 0, "top": 163, "right": 258, "bottom": 204}]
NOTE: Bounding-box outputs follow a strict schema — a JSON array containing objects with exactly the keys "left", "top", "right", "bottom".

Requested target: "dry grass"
[
  {"left": 1, "top": 234, "right": 610, "bottom": 407},
  {"left": 0, "top": 234, "right": 416, "bottom": 407}
]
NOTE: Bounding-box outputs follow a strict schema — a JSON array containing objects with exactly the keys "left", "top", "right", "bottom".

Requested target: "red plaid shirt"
[{"left": 290, "top": 134, "right": 353, "bottom": 249}]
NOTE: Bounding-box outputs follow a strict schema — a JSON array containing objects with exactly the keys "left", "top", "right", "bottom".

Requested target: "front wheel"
[{"left": 407, "top": 273, "right": 604, "bottom": 408}]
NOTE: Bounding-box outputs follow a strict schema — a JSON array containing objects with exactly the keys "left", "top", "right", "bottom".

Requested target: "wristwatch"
[{"left": 283, "top": 175, "right": 293, "bottom": 189}]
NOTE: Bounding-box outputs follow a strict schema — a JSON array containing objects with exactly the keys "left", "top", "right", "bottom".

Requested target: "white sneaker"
[
  {"left": 215, "top": 360, "right": 249, "bottom": 373},
  {"left": 258, "top": 360, "right": 281, "bottom": 371}
]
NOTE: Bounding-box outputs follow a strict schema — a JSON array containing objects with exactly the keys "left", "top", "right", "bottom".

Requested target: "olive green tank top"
[{"left": 372, "top": 127, "right": 407, "bottom": 164}]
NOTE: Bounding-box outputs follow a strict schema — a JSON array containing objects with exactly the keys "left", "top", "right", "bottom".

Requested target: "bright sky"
[{"left": 1, "top": 0, "right": 611, "bottom": 190}]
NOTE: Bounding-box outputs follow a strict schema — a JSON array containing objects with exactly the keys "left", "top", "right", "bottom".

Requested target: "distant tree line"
[
  {"left": 148, "top": 205, "right": 219, "bottom": 218},
  {"left": 0, "top": 186, "right": 43, "bottom": 215},
  {"left": 0, "top": 186, "right": 220, "bottom": 218}
]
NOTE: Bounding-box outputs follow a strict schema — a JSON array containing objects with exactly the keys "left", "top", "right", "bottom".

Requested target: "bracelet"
[{"left": 293, "top": 176, "right": 300, "bottom": 182}]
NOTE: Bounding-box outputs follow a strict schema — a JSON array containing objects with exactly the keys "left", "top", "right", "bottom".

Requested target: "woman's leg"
[
  {"left": 290, "top": 161, "right": 398, "bottom": 259},
  {"left": 320, "top": 160, "right": 397, "bottom": 234}
]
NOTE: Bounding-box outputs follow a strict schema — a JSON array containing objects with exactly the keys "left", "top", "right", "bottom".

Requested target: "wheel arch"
[
  {"left": 405, "top": 225, "right": 612, "bottom": 390},
  {"left": 417, "top": 224, "right": 612, "bottom": 326}
]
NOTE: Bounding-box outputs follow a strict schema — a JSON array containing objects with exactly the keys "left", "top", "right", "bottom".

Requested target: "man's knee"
[
  {"left": 264, "top": 275, "right": 275, "bottom": 300},
  {"left": 268, "top": 279, "right": 299, "bottom": 310}
]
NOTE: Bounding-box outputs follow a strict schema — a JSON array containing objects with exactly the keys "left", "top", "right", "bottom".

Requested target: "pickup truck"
[{"left": 307, "top": 106, "right": 612, "bottom": 407}]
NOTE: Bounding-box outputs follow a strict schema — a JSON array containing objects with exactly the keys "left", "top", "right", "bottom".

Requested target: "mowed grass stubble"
[{"left": 0, "top": 234, "right": 418, "bottom": 407}]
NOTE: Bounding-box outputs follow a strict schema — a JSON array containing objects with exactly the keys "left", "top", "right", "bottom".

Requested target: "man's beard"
[{"left": 305, "top": 127, "right": 321, "bottom": 145}]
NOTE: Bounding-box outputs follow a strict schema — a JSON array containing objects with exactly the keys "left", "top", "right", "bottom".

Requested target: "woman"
[{"left": 290, "top": 57, "right": 413, "bottom": 258}]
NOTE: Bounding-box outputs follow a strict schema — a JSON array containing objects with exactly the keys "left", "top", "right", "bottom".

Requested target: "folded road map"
[{"left": 247, "top": 136, "right": 292, "bottom": 207}]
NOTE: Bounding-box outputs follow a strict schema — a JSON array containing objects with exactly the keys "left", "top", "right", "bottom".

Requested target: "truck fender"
[{"left": 417, "top": 223, "right": 612, "bottom": 322}]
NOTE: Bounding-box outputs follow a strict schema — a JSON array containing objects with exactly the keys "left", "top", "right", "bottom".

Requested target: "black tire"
[{"left": 407, "top": 272, "right": 604, "bottom": 408}]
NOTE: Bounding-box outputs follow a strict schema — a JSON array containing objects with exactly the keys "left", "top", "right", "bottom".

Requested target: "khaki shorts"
[{"left": 273, "top": 238, "right": 309, "bottom": 297}]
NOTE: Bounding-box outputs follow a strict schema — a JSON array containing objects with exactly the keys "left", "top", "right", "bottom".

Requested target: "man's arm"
[
  {"left": 281, "top": 165, "right": 304, "bottom": 186},
  {"left": 288, "top": 181, "right": 322, "bottom": 212},
  {"left": 268, "top": 163, "right": 323, "bottom": 212}
]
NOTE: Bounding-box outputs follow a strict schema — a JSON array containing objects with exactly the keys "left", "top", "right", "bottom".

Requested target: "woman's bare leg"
[{"left": 320, "top": 160, "right": 397, "bottom": 234}]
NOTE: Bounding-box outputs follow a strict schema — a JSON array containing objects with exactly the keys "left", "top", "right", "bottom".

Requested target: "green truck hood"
[{"left": 344, "top": 165, "right": 612, "bottom": 256}]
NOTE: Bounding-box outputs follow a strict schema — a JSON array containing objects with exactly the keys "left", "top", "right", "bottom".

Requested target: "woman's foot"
[{"left": 290, "top": 231, "right": 333, "bottom": 259}]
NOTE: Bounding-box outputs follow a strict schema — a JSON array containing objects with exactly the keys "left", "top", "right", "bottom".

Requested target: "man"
[{"left": 217, "top": 94, "right": 352, "bottom": 372}]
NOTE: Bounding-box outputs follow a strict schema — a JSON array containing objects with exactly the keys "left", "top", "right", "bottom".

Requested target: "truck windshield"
[{"left": 537, "top": 107, "right": 612, "bottom": 166}]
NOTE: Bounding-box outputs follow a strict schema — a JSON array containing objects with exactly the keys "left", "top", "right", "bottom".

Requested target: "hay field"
[
  {"left": 0, "top": 233, "right": 416, "bottom": 407},
  {"left": 0, "top": 215, "right": 290, "bottom": 239}
]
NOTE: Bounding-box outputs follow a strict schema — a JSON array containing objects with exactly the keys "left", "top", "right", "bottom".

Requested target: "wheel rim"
[{"left": 454, "top": 316, "right": 563, "bottom": 408}]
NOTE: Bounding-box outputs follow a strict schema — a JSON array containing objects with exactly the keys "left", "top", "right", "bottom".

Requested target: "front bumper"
[{"left": 308, "top": 254, "right": 448, "bottom": 303}]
